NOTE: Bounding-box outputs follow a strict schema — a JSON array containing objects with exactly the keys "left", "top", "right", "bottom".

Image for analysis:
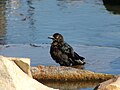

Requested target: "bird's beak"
[{"left": 48, "top": 36, "right": 54, "bottom": 39}]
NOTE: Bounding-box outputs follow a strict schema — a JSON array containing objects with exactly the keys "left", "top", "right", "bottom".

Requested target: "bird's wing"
[
  {"left": 60, "top": 42, "right": 74, "bottom": 57},
  {"left": 60, "top": 42, "right": 86, "bottom": 65}
]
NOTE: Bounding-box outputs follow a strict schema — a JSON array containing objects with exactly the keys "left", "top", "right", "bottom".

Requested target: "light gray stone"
[
  {"left": 0, "top": 56, "right": 56, "bottom": 90},
  {"left": 94, "top": 76, "right": 120, "bottom": 90}
]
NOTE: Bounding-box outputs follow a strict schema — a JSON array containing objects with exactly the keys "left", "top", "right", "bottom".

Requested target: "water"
[
  {"left": 1, "top": 0, "right": 120, "bottom": 47},
  {"left": 0, "top": 0, "right": 120, "bottom": 90}
]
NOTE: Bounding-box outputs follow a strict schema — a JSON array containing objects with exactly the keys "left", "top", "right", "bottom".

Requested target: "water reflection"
[
  {"left": 26, "top": 0, "right": 35, "bottom": 30},
  {"left": 40, "top": 81, "right": 101, "bottom": 90},
  {"left": 5, "top": 0, "right": 37, "bottom": 44},
  {"left": 5, "top": 0, "right": 21, "bottom": 17},
  {"left": 57, "top": 0, "right": 83, "bottom": 10},
  {"left": 6, "top": 0, "right": 20, "bottom": 9},
  {"left": 26, "top": 0, "right": 37, "bottom": 43},
  {"left": 0, "top": 0, "right": 7, "bottom": 45}
]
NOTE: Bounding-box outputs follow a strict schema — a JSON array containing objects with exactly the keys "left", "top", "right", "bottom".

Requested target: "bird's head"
[{"left": 48, "top": 33, "right": 64, "bottom": 42}]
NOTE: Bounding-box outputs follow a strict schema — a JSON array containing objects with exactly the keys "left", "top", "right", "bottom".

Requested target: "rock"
[
  {"left": 0, "top": 56, "right": 56, "bottom": 90},
  {"left": 31, "top": 65, "right": 114, "bottom": 82},
  {"left": 94, "top": 76, "right": 120, "bottom": 90},
  {"left": 103, "top": 4, "right": 120, "bottom": 15},
  {"left": 7, "top": 56, "right": 32, "bottom": 77},
  {"left": 103, "top": 0, "right": 120, "bottom": 15}
]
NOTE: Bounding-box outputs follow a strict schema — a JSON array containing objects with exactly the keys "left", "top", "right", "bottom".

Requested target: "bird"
[{"left": 48, "top": 33, "right": 86, "bottom": 66}]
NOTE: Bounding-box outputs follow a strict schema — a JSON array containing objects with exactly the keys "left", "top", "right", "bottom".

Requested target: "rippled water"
[
  {"left": 0, "top": 0, "right": 120, "bottom": 90},
  {"left": 0, "top": 0, "right": 120, "bottom": 47}
]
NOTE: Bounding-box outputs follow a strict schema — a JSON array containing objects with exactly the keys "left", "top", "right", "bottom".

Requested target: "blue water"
[
  {"left": 0, "top": 0, "right": 120, "bottom": 90},
  {"left": 0, "top": 0, "right": 120, "bottom": 48}
]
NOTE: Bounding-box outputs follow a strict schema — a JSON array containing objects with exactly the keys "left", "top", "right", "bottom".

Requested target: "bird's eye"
[{"left": 56, "top": 36, "right": 59, "bottom": 39}]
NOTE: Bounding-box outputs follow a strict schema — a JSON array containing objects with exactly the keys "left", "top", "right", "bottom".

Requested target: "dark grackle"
[{"left": 48, "top": 33, "right": 86, "bottom": 66}]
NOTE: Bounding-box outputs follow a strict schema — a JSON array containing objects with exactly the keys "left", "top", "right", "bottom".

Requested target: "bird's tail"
[{"left": 74, "top": 52, "right": 86, "bottom": 65}]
